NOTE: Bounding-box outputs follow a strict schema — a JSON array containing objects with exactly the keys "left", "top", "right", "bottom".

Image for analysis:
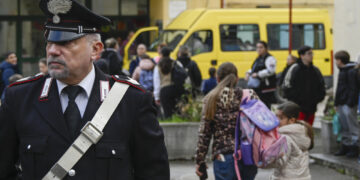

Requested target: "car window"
[
  {"left": 183, "top": 30, "right": 213, "bottom": 56},
  {"left": 220, "top": 24, "right": 260, "bottom": 51}
]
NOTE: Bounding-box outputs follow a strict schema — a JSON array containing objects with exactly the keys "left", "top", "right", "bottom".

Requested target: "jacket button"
[
  {"left": 68, "top": 169, "right": 76, "bottom": 176},
  {"left": 27, "top": 145, "right": 31, "bottom": 150},
  {"left": 112, "top": 149, "right": 116, "bottom": 155}
]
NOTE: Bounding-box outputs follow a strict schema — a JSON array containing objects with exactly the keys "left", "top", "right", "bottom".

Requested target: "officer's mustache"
[{"left": 47, "top": 57, "right": 66, "bottom": 67}]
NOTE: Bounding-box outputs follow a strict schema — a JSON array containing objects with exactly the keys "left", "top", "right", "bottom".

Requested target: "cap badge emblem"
[{"left": 47, "top": 0, "right": 72, "bottom": 24}]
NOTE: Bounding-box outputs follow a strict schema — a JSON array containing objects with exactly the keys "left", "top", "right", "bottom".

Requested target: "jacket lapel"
[
  {"left": 33, "top": 79, "right": 72, "bottom": 142},
  {"left": 75, "top": 68, "right": 109, "bottom": 136}
]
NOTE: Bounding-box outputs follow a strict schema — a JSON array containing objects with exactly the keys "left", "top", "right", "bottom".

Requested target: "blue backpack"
[{"left": 139, "top": 69, "right": 154, "bottom": 91}]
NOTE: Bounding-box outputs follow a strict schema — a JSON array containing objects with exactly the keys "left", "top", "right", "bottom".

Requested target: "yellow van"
[{"left": 125, "top": 8, "right": 333, "bottom": 83}]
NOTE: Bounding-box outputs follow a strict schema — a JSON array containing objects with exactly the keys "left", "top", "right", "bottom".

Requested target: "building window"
[
  {"left": 121, "top": 0, "right": 148, "bottom": 16},
  {"left": 21, "top": 0, "right": 42, "bottom": 15},
  {"left": 220, "top": 24, "right": 260, "bottom": 51},
  {"left": 92, "top": 0, "right": 118, "bottom": 15},
  {"left": 267, "top": 24, "right": 325, "bottom": 50},
  {"left": 0, "top": 21, "right": 16, "bottom": 56},
  {"left": 184, "top": 30, "right": 213, "bottom": 56},
  {"left": 22, "top": 21, "right": 46, "bottom": 58},
  {"left": 0, "top": 0, "right": 17, "bottom": 15}
]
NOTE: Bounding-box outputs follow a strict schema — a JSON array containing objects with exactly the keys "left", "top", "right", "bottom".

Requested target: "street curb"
[{"left": 310, "top": 153, "right": 360, "bottom": 178}]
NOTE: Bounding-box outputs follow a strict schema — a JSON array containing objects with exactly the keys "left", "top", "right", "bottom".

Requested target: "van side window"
[
  {"left": 267, "top": 24, "right": 325, "bottom": 50},
  {"left": 184, "top": 30, "right": 213, "bottom": 56},
  {"left": 220, "top": 24, "right": 260, "bottom": 51}
]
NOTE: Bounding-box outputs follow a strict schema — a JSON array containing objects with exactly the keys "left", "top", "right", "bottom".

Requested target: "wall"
[
  {"left": 333, "top": 0, "right": 360, "bottom": 91},
  {"left": 161, "top": 122, "right": 200, "bottom": 160},
  {"left": 150, "top": 0, "right": 165, "bottom": 26}
]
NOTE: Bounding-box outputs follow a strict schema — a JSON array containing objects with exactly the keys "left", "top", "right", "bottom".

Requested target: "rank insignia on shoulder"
[
  {"left": 9, "top": 73, "right": 44, "bottom": 87},
  {"left": 40, "top": 77, "right": 53, "bottom": 100},
  {"left": 112, "top": 75, "right": 145, "bottom": 92}
]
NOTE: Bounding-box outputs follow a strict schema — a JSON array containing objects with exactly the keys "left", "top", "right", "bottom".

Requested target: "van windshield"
[{"left": 150, "top": 30, "right": 187, "bottom": 51}]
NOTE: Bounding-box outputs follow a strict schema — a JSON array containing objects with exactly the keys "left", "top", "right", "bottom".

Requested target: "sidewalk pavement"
[
  {"left": 310, "top": 153, "right": 360, "bottom": 178},
  {"left": 311, "top": 109, "right": 360, "bottom": 178},
  {"left": 170, "top": 160, "right": 354, "bottom": 180}
]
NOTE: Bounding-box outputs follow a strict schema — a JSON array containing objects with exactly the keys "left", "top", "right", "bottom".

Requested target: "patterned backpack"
[{"left": 233, "top": 89, "right": 288, "bottom": 180}]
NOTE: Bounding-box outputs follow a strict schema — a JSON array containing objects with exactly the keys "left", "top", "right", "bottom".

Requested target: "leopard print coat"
[{"left": 195, "top": 88, "right": 258, "bottom": 164}]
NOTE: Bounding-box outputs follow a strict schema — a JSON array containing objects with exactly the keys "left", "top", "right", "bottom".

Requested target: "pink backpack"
[{"left": 233, "top": 89, "right": 288, "bottom": 180}]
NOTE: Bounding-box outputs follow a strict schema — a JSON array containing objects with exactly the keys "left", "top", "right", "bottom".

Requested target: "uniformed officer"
[{"left": 0, "top": 0, "right": 170, "bottom": 179}]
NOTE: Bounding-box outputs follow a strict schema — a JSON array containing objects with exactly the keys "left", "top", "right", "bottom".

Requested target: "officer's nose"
[{"left": 46, "top": 43, "right": 62, "bottom": 56}]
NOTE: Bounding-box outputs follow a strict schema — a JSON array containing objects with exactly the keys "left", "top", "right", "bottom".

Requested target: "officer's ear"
[{"left": 90, "top": 40, "right": 104, "bottom": 61}]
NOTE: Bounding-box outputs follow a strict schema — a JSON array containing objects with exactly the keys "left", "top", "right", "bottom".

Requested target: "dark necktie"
[{"left": 63, "top": 85, "right": 82, "bottom": 139}]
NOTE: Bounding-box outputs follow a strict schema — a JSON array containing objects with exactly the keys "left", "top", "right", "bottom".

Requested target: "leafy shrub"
[{"left": 175, "top": 91, "right": 203, "bottom": 122}]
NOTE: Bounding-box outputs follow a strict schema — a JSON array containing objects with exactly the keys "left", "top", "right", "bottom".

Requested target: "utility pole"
[{"left": 288, "top": 0, "right": 293, "bottom": 55}]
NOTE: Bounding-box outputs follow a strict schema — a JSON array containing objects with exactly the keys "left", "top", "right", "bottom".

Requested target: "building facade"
[{"left": 0, "top": 0, "right": 150, "bottom": 76}]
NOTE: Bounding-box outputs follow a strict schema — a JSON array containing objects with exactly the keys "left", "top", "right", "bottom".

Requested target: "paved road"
[{"left": 170, "top": 160, "right": 353, "bottom": 180}]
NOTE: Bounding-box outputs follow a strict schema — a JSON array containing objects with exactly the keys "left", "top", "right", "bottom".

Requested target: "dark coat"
[
  {"left": 94, "top": 58, "right": 109, "bottom": 74},
  {"left": 101, "top": 48, "right": 123, "bottom": 75},
  {"left": 335, "top": 62, "right": 359, "bottom": 107},
  {"left": 278, "top": 64, "right": 294, "bottom": 87},
  {"left": 0, "top": 68, "right": 170, "bottom": 180},
  {"left": 177, "top": 56, "right": 202, "bottom": 89},
  {"left": 0, "top": 61, "right": 19, "bottom": 87},
  {"left": 129, "top": 57, "right": 140, "bottom": 77},
  {"left": 202, "top": 77, "right": 217, "bottom": 95},
  {"left": 283, "top": 60, "right": 326, "bottom": 113}
]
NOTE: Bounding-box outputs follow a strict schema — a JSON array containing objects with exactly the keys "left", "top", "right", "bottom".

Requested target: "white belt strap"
[{"left": 43, "top": 82, "right": 130, "bottom": 180}]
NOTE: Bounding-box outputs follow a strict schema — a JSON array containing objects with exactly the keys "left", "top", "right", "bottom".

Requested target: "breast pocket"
[
  {"left": 19, "top": 136, "right": 48, "bottom": 180},
  {"left": 95, "top": 142, "right": 129, "bottom": 180}
]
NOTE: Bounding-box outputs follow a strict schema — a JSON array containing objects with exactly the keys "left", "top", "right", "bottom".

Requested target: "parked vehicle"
[{"left": 124, "top": 8, "right": 333, "bottom": 84}]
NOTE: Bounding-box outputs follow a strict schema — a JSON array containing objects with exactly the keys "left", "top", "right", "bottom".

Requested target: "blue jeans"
[
  {"left": 337, "top": 105, "right": 360, "bottom": 146},
  {"left": 213, "top": 154, "right": 257, "bottom": 180}
]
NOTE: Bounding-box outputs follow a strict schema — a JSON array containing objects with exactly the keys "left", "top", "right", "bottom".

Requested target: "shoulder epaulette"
[
  {"left": 111, "top": 75, "right": 145, "bottom": 92},
  {"left": 9, "top": 73, "right": 44, "bottom": 87}
]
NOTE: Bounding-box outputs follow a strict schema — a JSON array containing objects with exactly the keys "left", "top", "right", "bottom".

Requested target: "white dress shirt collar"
[{"left": 56, "top": 65, "right": 95, "bottom": 97}]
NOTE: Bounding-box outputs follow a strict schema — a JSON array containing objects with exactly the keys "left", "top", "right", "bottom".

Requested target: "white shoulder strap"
[
  {"left": 283, "top": 63, "right": 298, "bottom": 88},
  {"left": 43, "top": 82, "right": 130, "bottom": 180}
]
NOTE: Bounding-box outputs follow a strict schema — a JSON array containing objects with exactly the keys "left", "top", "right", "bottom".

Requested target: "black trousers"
[{"left": 160, "top": 85, "right": 185, "bottom": 118}]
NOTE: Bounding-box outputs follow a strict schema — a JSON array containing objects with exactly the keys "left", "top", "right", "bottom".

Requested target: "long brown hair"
[
  {"left": 158, "top": 56, "right": 173, "bottom": 75},
  {"left": 204, "top": 62, "right": 238, "bottom": 120}
]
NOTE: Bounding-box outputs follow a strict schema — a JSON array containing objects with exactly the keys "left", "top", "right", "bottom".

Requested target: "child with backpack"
[
  {"left": 195, "top": 62, "right": 258, "bottom": 180},
  {"left": 268, "top": 101, "right": 314, "bottom": 180}
]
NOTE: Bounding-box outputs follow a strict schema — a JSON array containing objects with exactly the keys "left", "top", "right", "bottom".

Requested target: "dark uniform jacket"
[
  {"left": 0, "top": 68, "right": 170, "bottom": 180},
  {"left": 335, "top": 62, "right": 359, "bottom": 107},
  {"left": 283, "top": 60, "right": 326, "bottom": 113}
]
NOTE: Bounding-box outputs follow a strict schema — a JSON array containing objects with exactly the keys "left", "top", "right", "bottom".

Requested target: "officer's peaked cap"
[{"left": 39, "top": 0, "right": 111, "bottom": 42}]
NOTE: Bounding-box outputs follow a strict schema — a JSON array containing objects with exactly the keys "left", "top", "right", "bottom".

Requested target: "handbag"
[{"left": 247, "top": 76, "right": 260, "bottom": 89}]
